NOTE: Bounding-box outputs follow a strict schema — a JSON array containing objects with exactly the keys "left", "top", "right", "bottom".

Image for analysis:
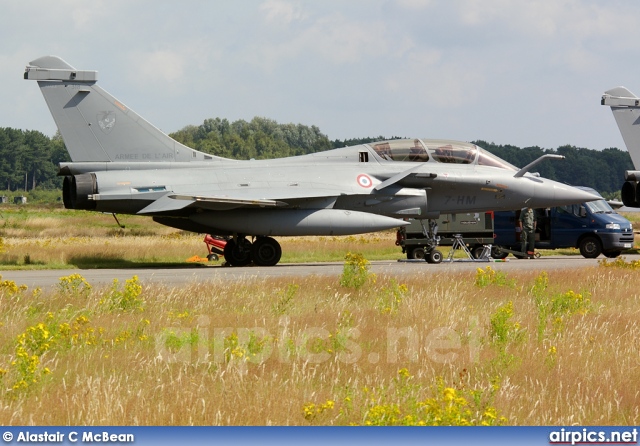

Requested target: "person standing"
[{"left": 519, "top": 207, "right": 536, "bottom": 258}]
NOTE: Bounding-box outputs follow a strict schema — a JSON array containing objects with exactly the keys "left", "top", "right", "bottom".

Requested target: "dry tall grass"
[
  {"left": 1, "top": 233, "right": 400, "bottom": 268},
  {"left": 1, "top": 261, "right": 639, "bottom": 425},
  {"left": 1, "top": 206, "right": 638, "bottom": 267}
]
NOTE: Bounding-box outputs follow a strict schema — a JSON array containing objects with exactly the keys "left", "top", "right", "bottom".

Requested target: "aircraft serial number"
[{"left": 444, "top": 195, "right": 477, "bottom": 205}]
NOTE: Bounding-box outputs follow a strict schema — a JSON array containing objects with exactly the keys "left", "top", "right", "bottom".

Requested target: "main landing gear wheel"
[
  {"left": 408, "top": 247, "right": 426, "bottom": 260},
  {"left": 251, "top": 237, "right": 282, "bottom": 266},
  {"left": 425, "top": 249, "right": 443, "bottom": 264},
  {"left": 223, "top": 238, "right": 252, "bottom": 266}
]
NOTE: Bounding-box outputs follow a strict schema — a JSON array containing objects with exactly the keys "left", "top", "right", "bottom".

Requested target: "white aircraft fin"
[
  {"left": 24, "top": 56, "right": 228, "bottom": 164},
  {"left": 602, "top": 86, "right": 640, "bottom": 169}
]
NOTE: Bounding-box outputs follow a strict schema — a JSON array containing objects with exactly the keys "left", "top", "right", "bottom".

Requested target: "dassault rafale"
[{"left": 24, "top": 56, "right": 598, "bottom": 266}]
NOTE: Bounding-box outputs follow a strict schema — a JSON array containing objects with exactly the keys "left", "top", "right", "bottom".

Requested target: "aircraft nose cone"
[{"left": 532, "top": 181, "right": 601, "bottom": 207}]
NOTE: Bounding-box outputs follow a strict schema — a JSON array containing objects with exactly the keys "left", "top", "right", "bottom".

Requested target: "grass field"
[{"left": 1, "top": 258, "right": 640, "bottom": 425}]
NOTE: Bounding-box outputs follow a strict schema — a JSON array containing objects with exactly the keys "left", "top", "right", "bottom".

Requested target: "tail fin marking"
[{"left": 25, "top": 56, "right": 225, "bottom": 163}]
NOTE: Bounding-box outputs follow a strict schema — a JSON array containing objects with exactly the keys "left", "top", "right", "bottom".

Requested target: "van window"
[{"left": 558, "top": 204, "right": 582, "bottom": 216}]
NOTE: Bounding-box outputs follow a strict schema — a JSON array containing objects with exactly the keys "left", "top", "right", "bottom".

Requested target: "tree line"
[
  {"left": 0, "top": 128, "right": 69, "bottom": 191},
  {"left": 170, "top": 117, "right": 332, "bottom": 159},
  {"left": 0, "top": 120, "right": 634, "bottom": 198}
]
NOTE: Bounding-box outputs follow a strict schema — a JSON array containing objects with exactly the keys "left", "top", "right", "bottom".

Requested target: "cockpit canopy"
[{"left": 368, "top": 139, "right": 518, "bottom": 171}]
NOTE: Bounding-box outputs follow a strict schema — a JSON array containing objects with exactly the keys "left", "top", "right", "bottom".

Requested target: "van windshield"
[{"left": 585, "top": 199, "right": 615, "bottom": 214}]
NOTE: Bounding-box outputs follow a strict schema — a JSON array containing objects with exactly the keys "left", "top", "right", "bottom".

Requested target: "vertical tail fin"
[
  {"left": 601, "top": 86, "right": 640, "bottom": 169},
  {"left": 24, "top": 55, "right": 224, "bottom": 163}
]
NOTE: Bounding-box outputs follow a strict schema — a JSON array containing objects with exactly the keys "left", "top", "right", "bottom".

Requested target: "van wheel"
[
  {"left": 603, "top": 250, "right": 622, "bottom": 258},
  {"left": 409, "top": 247, "right": 426, "bottom": 260},
  {"left": 579, "top": 236, "right": 602, "bottom": 258},
  {"left": 425, "top": 249, "right": 443, "bottom": 264}
]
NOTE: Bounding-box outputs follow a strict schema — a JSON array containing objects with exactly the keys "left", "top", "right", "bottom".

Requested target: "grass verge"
[{"left": 1, "top": 259, "right": 640, "bottom": 425}]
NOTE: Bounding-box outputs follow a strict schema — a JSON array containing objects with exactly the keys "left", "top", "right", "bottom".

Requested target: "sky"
[{"left": 2, "top": 0, "right": 640, "bottom": 152}]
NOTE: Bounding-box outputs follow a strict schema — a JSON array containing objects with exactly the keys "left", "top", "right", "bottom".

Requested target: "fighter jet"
[
  {"left": 602, "top": 87, "right": 640, "bottom": 208},
  {"left": 24, "top": 56, "right": 598, "bottom": 266}
]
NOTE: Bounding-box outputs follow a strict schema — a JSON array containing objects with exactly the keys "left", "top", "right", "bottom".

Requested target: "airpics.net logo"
[
  {"left": 549, "top": 428, "right": 638, "bottom": 445},
  {"left": 154, "top": 315, "right": 482, "bottom": 367}
]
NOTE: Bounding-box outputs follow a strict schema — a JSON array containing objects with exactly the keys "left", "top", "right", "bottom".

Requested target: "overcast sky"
[{"left": 2, "top": 0, "right": 639, "bottom": 152}]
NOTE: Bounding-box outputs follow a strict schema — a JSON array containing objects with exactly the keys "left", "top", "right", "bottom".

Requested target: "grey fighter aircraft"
[
  {"left": 24, "top": 56, "right": 598, "bottom": 266},
  {"left": 602, "top": 87, "right": 640, "bottom": 208}
]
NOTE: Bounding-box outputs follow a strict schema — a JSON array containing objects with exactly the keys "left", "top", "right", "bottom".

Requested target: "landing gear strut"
[{"left": 420, "top": 219, "right": 443, "bottom": 264}]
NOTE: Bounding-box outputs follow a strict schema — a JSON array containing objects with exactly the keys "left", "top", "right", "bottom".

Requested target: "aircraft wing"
[
  {"left": 136, "top": 187, "right": 343, "bottom": 214},
  {"left": 134, "top": 165, "right": 442, "bottom": 214},
  {"left": 136, "top": 194, "right": 284, "bottom": 214},
  {"left": 607, "top": 199, "right": 624, "bottom": 210}
]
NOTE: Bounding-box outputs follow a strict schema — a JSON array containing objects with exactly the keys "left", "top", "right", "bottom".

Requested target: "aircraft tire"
[
  {"left": 251, "top": 237, "right": 282, "bottom": 266},
  {"left": 579, "top": 235, "right": 602, "bottom": 259},
  {"left": 425, "top": 249, "right": 443, "bottom": 264},
  {"left": 409, "top": 247, "right": 426, "bottom": 260},
  {"left": 224, "top": 238, "right": 253, "bottom": 266}
]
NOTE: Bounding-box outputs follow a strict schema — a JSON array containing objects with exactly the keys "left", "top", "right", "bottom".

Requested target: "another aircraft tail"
[
  {"left": 602, "top": 87, "right": 640, "bottom": 168},
  {"left": 602, "top": 86, "right": 640, "bottom": 206},
  {"left": 24, "top": 56, "right": 225, "bottom": 163}
]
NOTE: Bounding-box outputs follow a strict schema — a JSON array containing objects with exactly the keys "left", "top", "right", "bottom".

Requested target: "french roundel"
[{"left": 357, "top": 174, "right": 373, "bottom": 188}]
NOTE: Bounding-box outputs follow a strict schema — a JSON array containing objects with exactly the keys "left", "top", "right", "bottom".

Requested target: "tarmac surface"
[{"left": 3, "top": 254, "right": 638, "bottom": 290}]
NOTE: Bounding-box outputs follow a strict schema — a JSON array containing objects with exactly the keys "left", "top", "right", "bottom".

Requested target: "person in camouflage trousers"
[{"left": 519, "top": 207, "right": 536, "bottom": 258}]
